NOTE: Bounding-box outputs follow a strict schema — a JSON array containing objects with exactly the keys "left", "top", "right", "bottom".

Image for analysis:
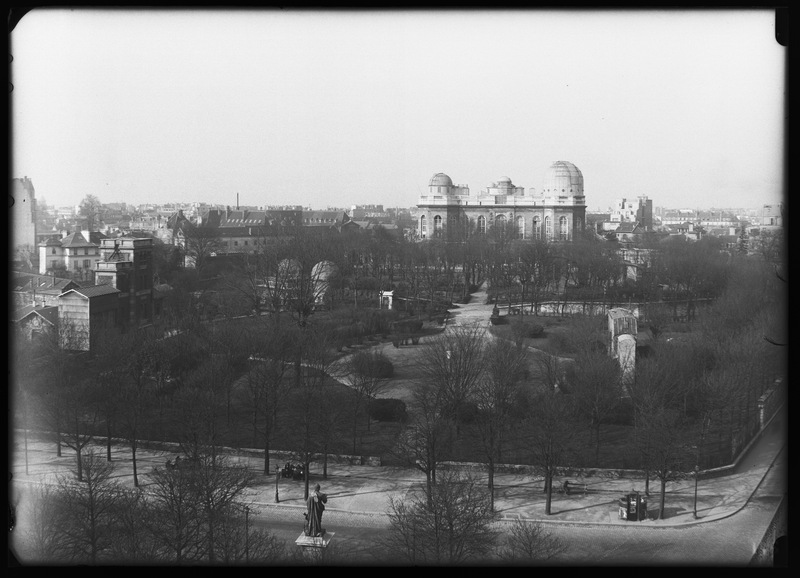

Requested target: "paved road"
[{"left": 9, "top": 410, "right": 785, "bottom": 566}]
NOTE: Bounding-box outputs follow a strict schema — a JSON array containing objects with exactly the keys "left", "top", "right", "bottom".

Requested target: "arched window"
[
  {"left": 533, "top": 216, "right": 541, "bottom": 240},
  {"left": 420, "top": 215, "right": 427, "bottom": 238},
  {"left": 495, "top": 214, "right": 507, "bottom": 238},
  {"left": 559, "top": 216, "right": 569, "bottom": 240},
  {"left": 545, "top": 216, "right": 552, "bottom": 240},
  {"left": 477, "top": 215, "right": 486, "bottom": 234},
  {"left": 433, "top": 215, "right": 443, "bottom": 235},
  {"left": 516, "top": 215, "right": 525, "bottom": 239}
]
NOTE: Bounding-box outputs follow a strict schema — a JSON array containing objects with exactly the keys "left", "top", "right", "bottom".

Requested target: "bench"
[{"left": 559, "top": 480, "right": 588, "bottom": 496}]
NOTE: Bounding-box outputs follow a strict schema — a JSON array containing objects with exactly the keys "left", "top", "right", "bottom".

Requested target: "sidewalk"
[{"left": 9, "top": 412, "right": 786, "bottom": 531}]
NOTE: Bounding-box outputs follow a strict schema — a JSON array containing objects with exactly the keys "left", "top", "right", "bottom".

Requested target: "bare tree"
[
  {"left": 383, "top": 469, "right": 499, "bottom": 565},
  {"left": 565, "top": 349, "right": 623, "bottom": 466},
  {"left": 17, "top": 483, "right": 63, "bottom": 564},
  {"left": 416, "top": 324, "right": 487, "bottom": 436},
  {"left": 118, "top": 331, "right": 161, "bottom": 487},
  {"left": 78, "top": 194, "right": 106, "bottom": 231},
  {"left": 144, "top": 464, "right": 204, "bottom": 564},
  {"left": 59, "top": 377, "right": 100, "bottom": 482},
  {"left": 188, "top": 454, "right": 255, "bottom": 564},
  {"left": 648, "top": 407, "right": 692, "bottom": 519},
  {"left": 473, "top": 339, "right": 529, "bottom": 510},
  {"left": 182, "top": 225, "right": 222, "bottom": 275},
  {"left": 53, "top": 450, "right": 122, "bottom": 564},
  {"left": 105, "top": 486, "right": 161, "bottom": 563},
  {"left": 289, "top": 328, "right": 337, "bottom": 499},
  {"left": 523, "top": 388, "right": 577, "bottom": 516},
  {"left": 335, "top": 349, "right": 393, "bottom": 449},
  {"left": 391, "top": 380, "right": 455, "bottom": 505},
  {"left": 497, "top": 519, "right": 567, "bottom": 563},
  {"left": 243, "top": 320, "right": 295, "bottom": 475}
]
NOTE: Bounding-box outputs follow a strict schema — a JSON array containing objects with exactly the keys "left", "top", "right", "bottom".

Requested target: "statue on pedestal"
[{"left": 304, "top": 483, "right": 327, "bottom": 537}]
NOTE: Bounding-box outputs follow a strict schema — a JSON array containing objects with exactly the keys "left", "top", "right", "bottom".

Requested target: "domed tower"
[
  {"left": 542, "top": 161, "right": 584, "bottom": 199},
  {"left": 540, "top": 161, "right": 586, "bottom": 240},
  {"left": 428, "top": 172, "right": 454, "bottom": 195}
]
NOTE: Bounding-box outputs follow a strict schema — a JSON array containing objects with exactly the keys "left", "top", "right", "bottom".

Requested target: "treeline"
[{"left": 389, "top": 253, "right": 785, "bottom": 519}]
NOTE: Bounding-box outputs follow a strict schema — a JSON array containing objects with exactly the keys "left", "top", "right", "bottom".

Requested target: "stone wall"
[{"left": 749, "top": 495, "right": 788, "bottom": 566}]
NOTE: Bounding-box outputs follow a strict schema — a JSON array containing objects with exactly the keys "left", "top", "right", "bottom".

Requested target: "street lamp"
[{"left": 245, "top": 505, "right": 250, "bottom": 564}]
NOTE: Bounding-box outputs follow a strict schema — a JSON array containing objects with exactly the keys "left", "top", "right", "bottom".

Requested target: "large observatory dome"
[{"left": 543, "top": 161, "right": 584, "bottom": 195}]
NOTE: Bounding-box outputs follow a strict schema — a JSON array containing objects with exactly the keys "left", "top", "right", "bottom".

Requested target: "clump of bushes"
[
  {"left": 352, "top": 351, "right": 394, "bottom": 379},
  {"left": 510, "top": 318, "right": 545, "bottom": 339},
  {"left": 369, "top": 398, "right": 407, "bottom": 423},
  {"left": 391, "top": 319, "right": 423, "bottom": 334}
]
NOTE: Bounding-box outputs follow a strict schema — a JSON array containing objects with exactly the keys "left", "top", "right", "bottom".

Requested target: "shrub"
[
  {"left": 352, "top": 351, "right": 394, "bottom": 379},
  {"left": 511, "top": 318, "right": 545, "bottom": 340},
  {"left": 369, "top": 398, "right": 407, "bottom": 422},
  {"left": 392, "top": 319, "right": 423, "bottom": 333}
]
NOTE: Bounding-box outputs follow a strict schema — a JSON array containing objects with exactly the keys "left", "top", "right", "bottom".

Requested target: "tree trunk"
[
  {"left": 488, "top": 458, "right": 495, "bottom": 512},
  {"left": 658, "top": 478, "right": 667, "bottom": 519},
  {"left": 594, "top": 421, "right": 602, "bottom": 467},
  {"left": 545, "top": 474, "right": 553, "bottom": 515},
  {"left": 263, "top": 422, "right": 273, "bottom": 476},
  {"left": 106, "top": 420, "right": 113, "bottom": 461},
  {"left": 132, "top": 440, "right": 139, "bottom": 487}
]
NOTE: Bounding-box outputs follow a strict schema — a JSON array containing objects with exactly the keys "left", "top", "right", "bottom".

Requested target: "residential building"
[
  {"left": 37, "top": 230, "right": 104, "bottom": 282},
  {"left": 11, "top": 271, "right": 81, "bottom": 310},
  {"left": 11, "top": 177, "right": 38, "bottom": 267},
  {"left": 58, "top": 284, "right": 121, "bottom": 351},
  {"left": 761, "top": 203, "right": 784, "bottom": 228},
  {"left": 94, "top": 236, "right": 155, "bottom": 328},
  {"left": 610, "top": 196, "right": 653, "bottom": 230}
]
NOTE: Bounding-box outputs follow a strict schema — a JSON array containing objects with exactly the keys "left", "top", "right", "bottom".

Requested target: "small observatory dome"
[{"left": 429, "top": 173, "right": 454, "bottom": 187}]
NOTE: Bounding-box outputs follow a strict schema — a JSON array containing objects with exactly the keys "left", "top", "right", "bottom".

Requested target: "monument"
[
  {"left": 607, "top": 308, "right": 638, "bottom": 393},
  {"left": 295, "top": 483, "right": 334, "bottom": 557}
]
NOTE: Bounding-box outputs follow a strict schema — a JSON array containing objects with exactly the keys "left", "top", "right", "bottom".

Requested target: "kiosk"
[{"left": 618, "top": 492, "right": 647, "bottom": 521}]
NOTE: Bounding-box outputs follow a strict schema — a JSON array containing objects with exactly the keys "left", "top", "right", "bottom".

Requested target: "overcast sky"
[{"left": 11, "top": 8, "right": 785, "bottom": 213}]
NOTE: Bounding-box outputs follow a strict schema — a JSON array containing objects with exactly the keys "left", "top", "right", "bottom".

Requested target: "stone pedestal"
[{"left": 295, "top": 532, "right": 334, "bottom": 562}]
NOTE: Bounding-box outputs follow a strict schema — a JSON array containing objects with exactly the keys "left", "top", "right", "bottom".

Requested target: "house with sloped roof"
[
  {"left": 666, "top": 222, "right": 703, "bottom": 241},
  {"left": 38, "top": 230, "right": 102, "bottom": 281},
  {"left": 610, "top": 222, "right": 645, "bottom": 243},
  {"left": 12, "top": 305, "right": 58, "bottom": 343},
  {"left": 11, "top": 271, "right": 82, "bottom": 309},
  {"left": 58, "top": 284, "right": 121, "bottom": 351}
]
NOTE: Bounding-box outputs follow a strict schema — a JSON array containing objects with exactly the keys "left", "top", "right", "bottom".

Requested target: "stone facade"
[{"left": 414, "top": 161, "right": 587, "bottom": 241}]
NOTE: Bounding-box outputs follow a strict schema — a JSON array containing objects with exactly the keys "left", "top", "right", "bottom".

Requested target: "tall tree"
[
  {"left": 416, "top": 324, "right": 487, "bottom": 435},
  {"left": 188, "top": 454, "right": 254, "bottom": 564},
  {"left": 182, "top": 225, "right": 222, "bottom": 275},
  {"left": 648, "top": 407, "right": 692, "bottom": 519},
  {"left": 565, "top": 349, "right": 623, "bottom": 466},
  {"left": 392, "top": 379, "right": 455, "bottom": 503},
  {"left": 78, "top": 194, "right": 105, "bottom": 231},
  {"left": 524, "top": 388, "right": 577, "bottom": 515},
  {"left": 473, "top": 339, "right": 528, "bottom": 510}
]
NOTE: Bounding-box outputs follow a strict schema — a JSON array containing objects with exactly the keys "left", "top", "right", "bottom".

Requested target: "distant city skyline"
[{"left": 11, "top": 9, "right": 786, "bottom": 214}]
